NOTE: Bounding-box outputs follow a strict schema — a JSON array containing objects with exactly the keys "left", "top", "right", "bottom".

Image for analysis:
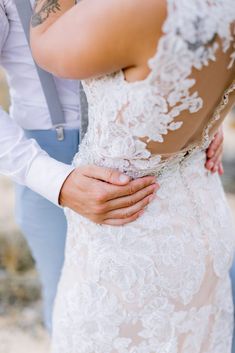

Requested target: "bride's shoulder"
[
  {"left": 30, "top": 0, "right": 169, "bottom": 79},
  {"left": 100, "top": 0, "right": 167, "bottom": 29},
  {"left": 69, "top": 0, "right": 168, "bottom": 78},
  {"left": 94, "top": 0, "right": 168, "bottom": 60}
]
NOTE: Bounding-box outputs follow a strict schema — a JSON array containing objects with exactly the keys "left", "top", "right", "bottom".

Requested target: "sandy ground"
[{"left": 0, "top": 316, "right": 50, "bottom": 353}]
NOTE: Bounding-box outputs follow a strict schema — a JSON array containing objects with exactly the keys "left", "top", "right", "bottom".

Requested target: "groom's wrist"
[{"left": 25, "top": 153, "right": 75, "bottom": 206}]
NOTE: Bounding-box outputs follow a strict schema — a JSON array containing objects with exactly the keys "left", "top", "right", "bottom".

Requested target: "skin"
[
  {"left": 30, "top": 0, "right": 224, "bottom": 225},
  {"left": 206, "top": 127, "right": 224, "bottom": 175},
  {"left": 59, "top": 167, "right": 158, "bottom": 226}
]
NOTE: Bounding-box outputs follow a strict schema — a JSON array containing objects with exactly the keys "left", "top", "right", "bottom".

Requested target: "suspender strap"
[
  {"left": 14, "top": 0, "right": 66, "bottom": 131},
  {"left": 79, "top": 82, "right": 89, "bottom": 142}
]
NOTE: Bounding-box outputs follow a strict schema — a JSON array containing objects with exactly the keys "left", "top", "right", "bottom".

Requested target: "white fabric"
[
  {"left": 54, "top": 152, "right": 235, "bottom": 353},
  {"left": 52, "top": 1, "right": 235, "bottom": 352},
  {"left": 0, "top": 0, "right": 80, "bottom": 204}
]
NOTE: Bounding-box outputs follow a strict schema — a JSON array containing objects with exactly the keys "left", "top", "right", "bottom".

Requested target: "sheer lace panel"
[{"left": 81, "top": 0, "right": 235, "bottom": 177}]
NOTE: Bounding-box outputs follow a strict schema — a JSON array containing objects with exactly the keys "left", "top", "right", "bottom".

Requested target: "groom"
[{"left": 0, "top": 0, "right": 225, "bottom": 334}]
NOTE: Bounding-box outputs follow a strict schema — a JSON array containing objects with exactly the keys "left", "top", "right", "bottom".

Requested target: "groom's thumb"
[{"left": 83, "top": 165, "right": 130, "bottom": 185}]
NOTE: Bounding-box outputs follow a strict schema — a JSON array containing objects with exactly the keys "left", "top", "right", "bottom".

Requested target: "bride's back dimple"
[{"left": 80, "top": 0, "right": 235, "bottom": 175}]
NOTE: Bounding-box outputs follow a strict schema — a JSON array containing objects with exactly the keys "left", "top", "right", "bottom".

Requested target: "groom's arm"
[
  {"left": 0, "top": 101, "right": 159, "bottom": 225},
  {"left": 0, "top": 5, "right": 71, "bottom": 204}
]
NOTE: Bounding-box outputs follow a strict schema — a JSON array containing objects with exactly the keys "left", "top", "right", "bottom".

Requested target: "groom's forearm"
[{"left": 31, "top": 0, "right": 75, "bottom": 31}]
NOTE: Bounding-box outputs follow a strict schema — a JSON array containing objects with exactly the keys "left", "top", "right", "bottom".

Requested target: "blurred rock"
[
  {"left": 0, "top": 176, "right": 35, "bottom": 273},
  {"left": 0, "top": 270, "right": 41, "bottom": 313},
  {"left": 0, "top": 175, "right": 41, "bottom": 321},
  {"left": 0, "top": 231, "right": 34, "bottom": 274},
  {"left": 222, "top": 112, "right": 235, "bottom": 194}
]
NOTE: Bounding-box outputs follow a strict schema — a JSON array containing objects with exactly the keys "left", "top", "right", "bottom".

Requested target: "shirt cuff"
[{"left": 25, "top": 154, "right": 75, "bottom": 206}]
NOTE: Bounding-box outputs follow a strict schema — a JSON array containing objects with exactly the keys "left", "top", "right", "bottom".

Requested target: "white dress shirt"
[{"left": 0, "top": 0, "right": 81, "bottom": 205}]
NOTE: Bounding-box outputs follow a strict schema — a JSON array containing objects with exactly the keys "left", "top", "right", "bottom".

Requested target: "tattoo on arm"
[{"left": 31, "top": 0, "right": 61, "bottom": 28}]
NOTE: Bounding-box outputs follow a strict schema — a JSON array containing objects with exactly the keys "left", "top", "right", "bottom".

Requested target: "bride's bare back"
[{"left": 31, "top": 0, "right": 235, "bottom": 171}]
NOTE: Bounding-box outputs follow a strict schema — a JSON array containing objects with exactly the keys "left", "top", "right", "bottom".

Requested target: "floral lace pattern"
[
  {"left": 52, "top": 152, "right": 235, "bottom": 353},
  {"left": 52, "top": 1, "right": 235, "bottom": 352}
]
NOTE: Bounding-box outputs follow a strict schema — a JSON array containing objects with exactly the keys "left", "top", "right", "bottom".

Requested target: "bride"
[{"left": 30, "top": 1, "right": 235, "bottom": 352}]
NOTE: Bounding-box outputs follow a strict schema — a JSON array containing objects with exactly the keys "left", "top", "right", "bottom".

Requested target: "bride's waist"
[{"left": 74, "top": 142, "right": 207, "bottom": 180}]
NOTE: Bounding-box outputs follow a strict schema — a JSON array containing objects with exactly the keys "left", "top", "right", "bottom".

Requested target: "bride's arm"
[
  {"left": 31, "top": 0, "right": 75, "bottom": 29},
  {"left": 30, "top": 0, "right": 162, "bottom": 79}
]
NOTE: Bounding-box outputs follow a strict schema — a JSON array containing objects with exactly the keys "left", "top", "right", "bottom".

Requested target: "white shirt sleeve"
[
  {"left": 0, "top": 106, "right": 74, "bottom": 205},
  {"left": 0, "top": 3, "right": 74, "bottom": 205}
]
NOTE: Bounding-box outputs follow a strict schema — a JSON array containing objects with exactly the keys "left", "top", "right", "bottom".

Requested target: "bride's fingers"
[
  {"left": 103, "top": 210, "right": 144, "bottom": 227},
  {"left": 212, "top": 156, "right": 223, "bottom": 173},
  {"left": 205, "top": 145, "right": 223, "bottom": 172},
  {"left": 104, "top": 183, "right": 158, "bottom": 212},
  {"left": 206, "top": 127, "right": 224, "bottom": 159},
  {"left": 218, "top": 163, "right": 224, "bottom": 176},
  {"left": 210, "top": 146, "right": 223, "bottom": 173},
  {"left": 104, "top": 194, "right": 154, "bottom": 220}
]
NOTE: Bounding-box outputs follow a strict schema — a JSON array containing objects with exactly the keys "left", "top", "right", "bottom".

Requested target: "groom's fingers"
[
  {"left": 103, "top": 211, "right": 144, "bottom": 226},
  {"left": 104, "top": 194, "right": 153, "bottom": 220},
  {"left": 59, "top": 165, "right": 159, "bottom": 225},
  {"left": 83, "top": 165, "right": 131, "bottom": 185},
  {"left": 102, "top": 176, "right": 158, "bottom": 201},
  {"left": 104, "top": 183, "right": 158, "bottom": 212}
]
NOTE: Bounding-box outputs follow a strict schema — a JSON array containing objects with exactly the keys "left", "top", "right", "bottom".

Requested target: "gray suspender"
[
  {"left": 14, "top": 0, "right": 89, "bottom": 141},
  {"left": 79, "top": 82, "right": 89, "bottom": 141}
]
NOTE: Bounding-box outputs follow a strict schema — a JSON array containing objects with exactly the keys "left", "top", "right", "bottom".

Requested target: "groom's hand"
[{"left": 59, "top": 165, "right": 159, "bottom": 226}]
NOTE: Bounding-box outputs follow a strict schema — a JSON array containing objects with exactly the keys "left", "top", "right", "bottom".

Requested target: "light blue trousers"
[{"left": 15, "top": 128, "right": 79, "bottom": 332}]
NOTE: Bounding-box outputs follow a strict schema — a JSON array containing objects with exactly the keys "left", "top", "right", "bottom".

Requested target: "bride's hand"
[
  {"left": 205, "top": 127, "right": 224, "bottom": 175},
  {"left": 59, "top": 165, "right": 159, "bottom": 226}
]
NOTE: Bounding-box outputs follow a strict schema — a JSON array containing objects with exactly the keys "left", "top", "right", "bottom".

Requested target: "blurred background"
[
  {"left": 0, "top": 68, "right": 235, "bottom": 353},
  {"left": 0, "top": 68, "right": 50, "bottom": 353}
]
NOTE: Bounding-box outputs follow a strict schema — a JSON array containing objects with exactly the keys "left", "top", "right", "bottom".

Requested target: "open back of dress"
[{"left": 80, "top": 0, "right": 235, "bottom": 178}]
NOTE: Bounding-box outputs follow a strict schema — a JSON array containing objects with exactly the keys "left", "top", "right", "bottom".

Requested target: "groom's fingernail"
[{"left": 119, "top": 174, "right": 130, "bottom": 183}]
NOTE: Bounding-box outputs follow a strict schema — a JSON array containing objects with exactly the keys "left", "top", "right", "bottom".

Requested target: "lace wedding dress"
[{"left": 52, "top": 1, "right": 235, "bottom": 352}]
